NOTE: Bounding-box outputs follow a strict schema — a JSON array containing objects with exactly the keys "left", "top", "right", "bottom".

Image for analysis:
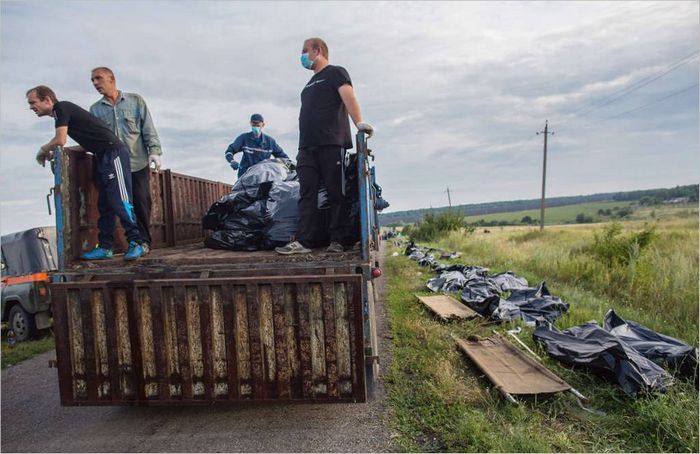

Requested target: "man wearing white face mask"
[
  {"left": 276, "top": 37, "right": 374, "bottom": 255},
  {"left": 224, "top": 113, "right": 291, "bottom": 178}
]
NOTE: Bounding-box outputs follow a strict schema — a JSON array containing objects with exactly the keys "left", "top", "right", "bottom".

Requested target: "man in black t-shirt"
[
  {"left": 27, "top": 85, "right": 144, "bottom": 261},
  {"left": 275, "top": 37, "right": 374, "bottom": 255}
]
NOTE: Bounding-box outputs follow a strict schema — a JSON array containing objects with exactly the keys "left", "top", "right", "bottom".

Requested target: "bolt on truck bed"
[{"left": 49, "top": 133, "right": 381, "bottom": 405}]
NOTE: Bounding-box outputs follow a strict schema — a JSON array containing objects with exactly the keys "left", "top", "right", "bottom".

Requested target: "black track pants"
[
  {"left": 96, "top": 145, "right": 142, "bottom": 249},
  {"left": 131, "top": 166, "right": 152, "bottom": 246},
  {"left": 296, "top": 146, "right": 347, "bottom": 247}
]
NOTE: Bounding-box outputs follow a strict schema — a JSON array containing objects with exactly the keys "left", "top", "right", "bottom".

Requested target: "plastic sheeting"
[
  {"left": 533, "top": 321, "right": 673, "bottom": 397},
  {"left": 604, "top": 310, "right": 698, "bottom": 380}
]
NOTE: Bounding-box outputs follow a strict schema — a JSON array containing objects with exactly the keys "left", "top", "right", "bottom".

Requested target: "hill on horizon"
[{"left": 379, "top": 184, "right": 699, "bottom": 226}]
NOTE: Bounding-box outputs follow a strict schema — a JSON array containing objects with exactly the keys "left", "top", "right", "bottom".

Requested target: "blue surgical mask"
[
  {"left": 300, "top": 53, "right": 314, "bottom": 70},
  {"left": 251, "top": 126, "right": 262, "bottom": 137}
]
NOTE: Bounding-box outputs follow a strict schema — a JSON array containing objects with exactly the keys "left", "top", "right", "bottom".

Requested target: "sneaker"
[
  {"left": 275, "top": 241, "right": 311, "bottom": 255},
  {"left": 124, "top": 241, "right": 144, "bottom": 261},
  {"left": 326, "top": 242, "right": 344, "bottom": 253},
  {"left": 81, "top": 247, "right": 113, "bottom": 260}
]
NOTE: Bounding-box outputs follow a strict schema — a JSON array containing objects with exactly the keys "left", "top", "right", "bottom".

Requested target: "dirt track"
[{"left": 1, "top": 245, "right": 393, "bottom": 453}]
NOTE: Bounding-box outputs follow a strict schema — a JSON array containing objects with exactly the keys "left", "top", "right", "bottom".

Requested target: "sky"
[{"left": 1, "top": 1, "right": 698, "bottom": 235}]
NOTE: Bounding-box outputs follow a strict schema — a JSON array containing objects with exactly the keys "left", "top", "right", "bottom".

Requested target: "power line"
[
  {"left": 559, "top": 50, "right": 699, "bottom": 128},
  {"left": 606, "top": 83, "right": 699, "bottom": 120}
]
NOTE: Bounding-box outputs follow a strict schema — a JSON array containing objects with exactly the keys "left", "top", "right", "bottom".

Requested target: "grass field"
[
  {"left": 0, "top": 330, "right": 55, "bottom": 369},
  {"left": 384, "top": 209, "right": 699, "bottom": 452},
  {"left": 462, "top": 201, "right": 697, "bottom": 225}
]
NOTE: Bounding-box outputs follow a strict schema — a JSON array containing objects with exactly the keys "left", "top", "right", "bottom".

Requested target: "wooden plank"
[
  {"left": 321, "top": 282, "right": 338, "bottom": 398},
  {"left": 258, "top": 285, "right": 277, "bottom": 398},
  {"left": 174, "top": 285, "right": 193, "bottom": 400},
  {"left": 185, "top": 286, "right": 204, "bottom": 398},
  {"left": 296, "top": 283, "right": 313, "bottom": 398},
  {"left": 284, "top": 284, "right": 301, "bottom": 398},
  {"left": 90, "top": 288, "right": 109, "bottom": 399},
  {"left": 221, "top": 284, "right": 239, "bottom": 399},
  {"left": 137, "top": 287, "right": 157, "bottom": 398},
  {"left": 416, "top": 294, "right": 480, "bottom": 321},
  {"left": 51, "top": 286, "right": 75, "bottom": 405},
  {"left": 245, "top": 284, "right": 265, "bottom": 398},
  {"left": 148, "top": 285, "right": 169, "bottom": 400},
  {"left": 334, "top": 282, "right": 352, "bottom": 397},
  {"left": 308, "top": 283, "right": 327, "bottom": 397},
  {"left": 271, "top": 284, "right": 291, "bottom": 399},
  {"left": 114, "top": 287, "right": 135, "bottom": 399},
  {"left": 68, "top": 289, "right": 86, "bottom": 400},
  {"left": 198, "top": 284, "right": 215, "bottom": 400},
  {"left": 234, "top": 285, "right": 251, "bottom": 397},
  {"left": 348, "top": 280, "right": 366, "bottom": 401},
  {"left": 162, "top": 286, "right": 181, "bottom": 398},
  {"left": 101, "top": 285, "right": 122, "bottom": 402},
  {"left": 126, "top": 284, "right": 147, "bottom": 402},
  {"left": 209, "top": 286, "right": 228, "bottom": 398}
]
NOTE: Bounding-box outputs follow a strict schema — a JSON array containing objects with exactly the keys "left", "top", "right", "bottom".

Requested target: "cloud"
[{"left": 1, "top": 1, "right": 698, "bottom": 230}]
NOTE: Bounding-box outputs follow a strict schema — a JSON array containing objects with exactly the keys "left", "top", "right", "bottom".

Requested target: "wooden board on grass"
[{"left": 416, "top": 294, "right": 480, "bottom": 321}]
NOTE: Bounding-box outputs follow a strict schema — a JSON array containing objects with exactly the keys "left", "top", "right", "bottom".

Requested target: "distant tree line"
[{"left": 380, "top": 184, "right": 698, "bottom": 226}]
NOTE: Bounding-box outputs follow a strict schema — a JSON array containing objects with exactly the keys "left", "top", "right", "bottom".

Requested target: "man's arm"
[
  {"left": 338, "top": 84, "right": 363, "bottom": 125},
  {"left": 270, "top": 139, "right": 290, "bottom": 159},
  {"left": 41, "top": 126, "right": 68, "bottom": 152},
  {"left": 137, "top": 96, "right": 162, "bottom": 156},
  {"left": 338, "top": 84, "right": 374, "bottom": 138}
]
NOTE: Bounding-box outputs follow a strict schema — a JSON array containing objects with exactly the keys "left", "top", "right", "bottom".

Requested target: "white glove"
[
  {"left": 356, "top": 122, "right": 374, "bottom": 138},
  {"left": 148, "top": 154, "right": 162, "bottom": 171},
  {"left": 36, "top": 148, "right": 52, "bottom": 167}
]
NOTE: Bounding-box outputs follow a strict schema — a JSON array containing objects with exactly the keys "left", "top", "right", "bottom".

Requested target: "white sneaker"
[{"left": 275, "top": 241, "right": 311, "bottom": 255}]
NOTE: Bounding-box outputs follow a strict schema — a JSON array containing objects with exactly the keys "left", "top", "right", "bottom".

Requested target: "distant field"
[{"left": 462, "top": 201, "right": 698, "bottom": 225}]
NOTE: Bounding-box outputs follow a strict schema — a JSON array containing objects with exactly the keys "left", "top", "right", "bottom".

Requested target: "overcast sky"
[{"left": 1, "top": 1, "right": 698, "bottom": 234}]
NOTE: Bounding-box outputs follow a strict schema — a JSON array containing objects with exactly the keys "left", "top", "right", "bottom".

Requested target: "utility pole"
[
  {"left": 446, "top": 186, "right": 452, "bottom": 208},
  {"left": 536, "top": 120, "right": 554, "bottom": 230}
]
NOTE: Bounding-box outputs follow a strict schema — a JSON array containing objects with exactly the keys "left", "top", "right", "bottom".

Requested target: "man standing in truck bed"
[
  {"left": 28, "top": 85, "right": 144, "bottom": 261},
  {"left": 89, "top": 67, "right": 163, "bottom": 254},
  {"left": 276, "top": 37, "right": 374, "bottom": 255}
]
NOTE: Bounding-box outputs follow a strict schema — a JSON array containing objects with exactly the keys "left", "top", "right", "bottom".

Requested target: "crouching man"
[{"left": 27, "top": 85, "right": 144, "bottom": 261}]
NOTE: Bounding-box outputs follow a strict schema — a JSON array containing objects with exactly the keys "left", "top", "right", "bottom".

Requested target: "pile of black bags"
[{"left": 203, "top": 157, "right": 361, "bottom": 251}]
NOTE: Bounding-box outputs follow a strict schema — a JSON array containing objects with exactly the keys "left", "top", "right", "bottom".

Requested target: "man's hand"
[
  {"left": 356, "top": 122, "right": 374, "bottom": 138},
  {"left": 35, "top": 148, "right": 51, "bottom": 167},
  {"left": 148, "top": 154, "right": 162, "bottom": 171},
  {"left": 230, "top": 160, "right": 239, "bottom": 170},
  {"left": 283, "top": 159, "right": 296, "bottom": 171}
]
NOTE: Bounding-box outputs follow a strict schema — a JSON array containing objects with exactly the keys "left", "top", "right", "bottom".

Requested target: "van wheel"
[{"left": 9, "top": 305, "right": 37, "bottom": 342}]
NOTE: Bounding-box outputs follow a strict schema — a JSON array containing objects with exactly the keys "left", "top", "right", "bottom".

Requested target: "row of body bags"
[
  {"left": 402, "top": 241, "right": 698, "bottom": 397},
  {"left": 404, "top": 242, "right": 569, "bottom": 326},
  {"left": 202, "top": 157, "right": 360, "bottom": 251}
]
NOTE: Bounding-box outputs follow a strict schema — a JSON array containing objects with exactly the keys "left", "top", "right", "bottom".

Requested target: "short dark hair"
[
  {"left": 91, "top": 66, "right": 115, "bottom": 80},
  {"left": 26, "top": 85, "right": 58, "bottom": 103},
  {"left": 305, "top": 37, "right": 328, "bottom": 59}
]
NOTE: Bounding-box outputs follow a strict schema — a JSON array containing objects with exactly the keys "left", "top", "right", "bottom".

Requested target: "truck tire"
[{"left": 8, "top": 305, "right": 37, "bottom": 342}]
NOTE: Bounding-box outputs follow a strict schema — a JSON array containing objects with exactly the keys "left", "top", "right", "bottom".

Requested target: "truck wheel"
[{"left": 8, "top": 305, "right": 37, "bottom": 342}]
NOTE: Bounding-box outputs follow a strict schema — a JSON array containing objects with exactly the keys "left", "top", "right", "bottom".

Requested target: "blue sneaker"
[
  {"left": 81, "top": 247, "right": 113, "bottom": 260},
  {"left": 124, "top": 241, "right": 144, "bottom": 261}
]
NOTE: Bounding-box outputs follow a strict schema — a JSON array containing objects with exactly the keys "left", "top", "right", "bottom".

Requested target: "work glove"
[
  {"left": 148, "top": 154, "right": 162, "bottom": 171},
  {"left": 283, "top": 159, "right": 296, "bottom": 171},
  {"left": 230, "top": 160, "right": 239, "bottom": 171},
  {"left": 36, "top": 148, "right": 52, "bottom": 167},
  {"left": 356, "top": 122, "right": 374, "bottom": 139}
]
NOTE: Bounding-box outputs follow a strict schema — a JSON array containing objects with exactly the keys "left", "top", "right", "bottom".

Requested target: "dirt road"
[{"left": 1, "top": 246, "right": 393, "bottom": 453}]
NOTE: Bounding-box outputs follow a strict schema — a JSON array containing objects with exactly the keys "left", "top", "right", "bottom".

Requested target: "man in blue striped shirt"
[{"left": 224, "top": 114, "right": 291, "bottom": 178}]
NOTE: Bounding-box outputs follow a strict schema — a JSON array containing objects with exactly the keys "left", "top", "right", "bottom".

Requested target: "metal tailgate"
[{"left": 51, "top": 274, "right": 366, "bottom": 405}]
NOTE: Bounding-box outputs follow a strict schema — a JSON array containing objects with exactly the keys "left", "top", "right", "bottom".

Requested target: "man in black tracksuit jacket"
[{"left": 27, "top": 85, "right": 144, "bottom": 261}]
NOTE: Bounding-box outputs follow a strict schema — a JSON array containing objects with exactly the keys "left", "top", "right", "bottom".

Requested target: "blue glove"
[{"left": 230, "top": 160, "right": 239, "bottom": 170}]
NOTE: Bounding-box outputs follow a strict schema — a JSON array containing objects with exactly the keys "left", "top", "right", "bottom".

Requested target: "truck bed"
[{"left": 63, "top": 243, "right": 366, "bottom": 277}]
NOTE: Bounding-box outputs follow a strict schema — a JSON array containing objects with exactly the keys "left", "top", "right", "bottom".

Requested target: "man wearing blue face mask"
[
  {"left": 276, "top": 37, "right": 374, "bottom": 255},
  {"left": 224, "top": 113, "right": 291, "bottom": 178}
]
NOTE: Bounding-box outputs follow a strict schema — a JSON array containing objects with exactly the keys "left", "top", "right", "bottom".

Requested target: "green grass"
[
  {"left": 0, "top": 330, "right": 55, "bottom": 369},
  {"left": 384, "top": 215, "right": 699, "bottom": 452},
  {"left": 462, "top": 201, "right": 698, "bottom": 226}
]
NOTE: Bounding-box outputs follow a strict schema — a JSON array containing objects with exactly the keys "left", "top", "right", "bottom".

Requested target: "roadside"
[{"left": 0, "top": 243, "right": 393, "bottom": 453}]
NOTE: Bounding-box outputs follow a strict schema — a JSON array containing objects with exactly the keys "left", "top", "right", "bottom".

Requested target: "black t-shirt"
[
  {"left": 299, "top": 65, "right": 353, "bottom": 149},
  {"left": 53, "top": 101, "right": 121, "bottom": 153}
]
